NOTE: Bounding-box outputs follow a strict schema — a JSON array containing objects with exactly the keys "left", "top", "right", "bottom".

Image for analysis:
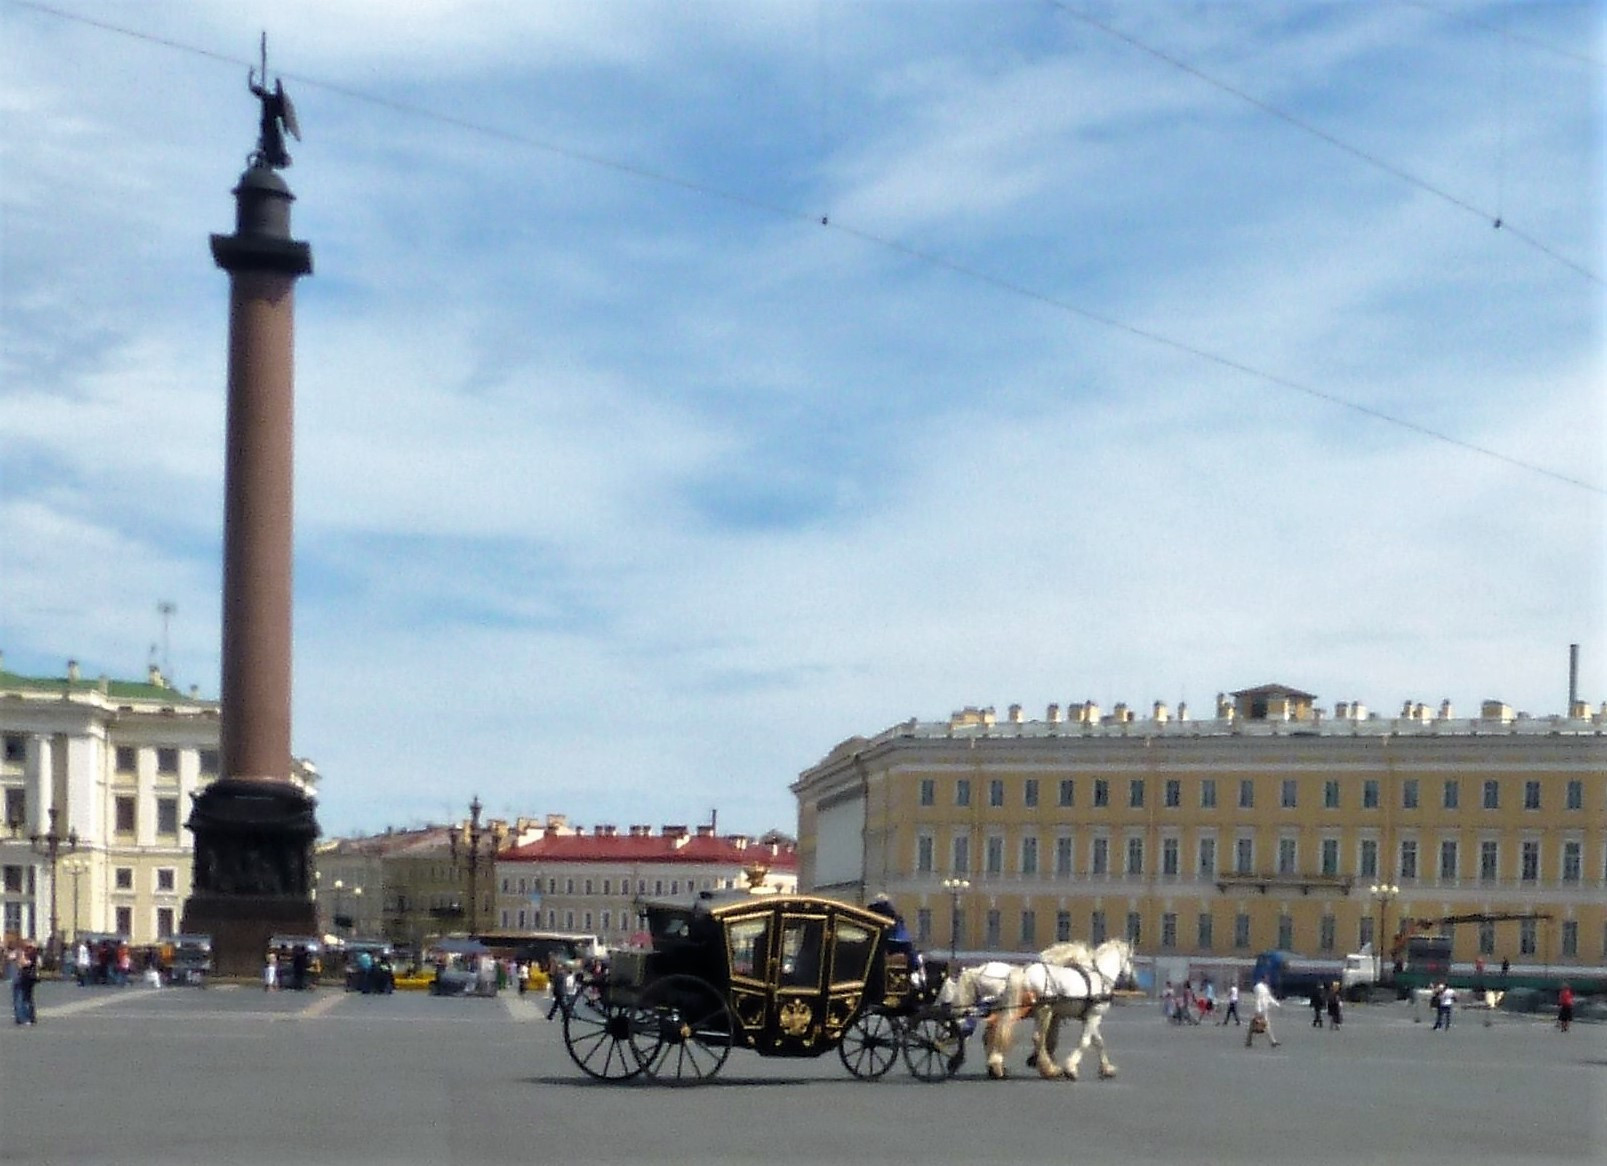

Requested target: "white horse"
[
  {"left": 986, "top": 939, "right": 1135, "bottom": 1081},
  {"left": 940, "top": 944, "right": 1094, "bottom": 1059}
]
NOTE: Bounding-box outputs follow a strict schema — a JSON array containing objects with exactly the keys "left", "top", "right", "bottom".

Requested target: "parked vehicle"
[
  {"left": 340, "top": 940, "right": 395, "bottom": 994},
  {"left": 427, "top": 938, "right": 497, "bottom": 997},
  {"left": 164, "top": 934, "right": 213, "bottom": 986},
  {"left": 266, "top": 935, "right": 323, "bottom": 989}
]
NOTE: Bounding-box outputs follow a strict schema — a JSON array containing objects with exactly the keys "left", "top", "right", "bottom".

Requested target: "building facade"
[
  {"left": 1, "top": 657, "right": 314, "bottom": 953},
  {"left": 495, "top": 825, "right": 799, "bottom": 949},
  {"left": 792, "top": 686, "right": 1607, "bottom": 971}
]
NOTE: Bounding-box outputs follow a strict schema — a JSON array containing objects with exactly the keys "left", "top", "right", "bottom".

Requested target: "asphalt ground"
[{"left": 1, "top": 980, "right": 1601, "bottom": 1166}]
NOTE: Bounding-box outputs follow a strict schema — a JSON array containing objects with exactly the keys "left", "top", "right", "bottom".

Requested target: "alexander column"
[{"left": 181, "top": 48, "right": 320, "bottom": 976}]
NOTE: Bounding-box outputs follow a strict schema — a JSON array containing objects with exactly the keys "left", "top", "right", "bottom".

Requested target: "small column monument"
[{"left": 181, "top": 42, "right": 320, "bottom": 975}]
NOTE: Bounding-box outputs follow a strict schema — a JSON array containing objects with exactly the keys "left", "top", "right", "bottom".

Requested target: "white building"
[{"left": 0, "top": 655, "right": 317, "bottom": 954}]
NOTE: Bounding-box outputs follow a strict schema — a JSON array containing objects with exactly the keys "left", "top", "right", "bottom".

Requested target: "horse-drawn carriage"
[{"left": 560, "top": 892, "right": 963, "bottom": 1084}]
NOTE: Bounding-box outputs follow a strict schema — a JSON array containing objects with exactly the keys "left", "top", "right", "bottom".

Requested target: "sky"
[{"left": 2, "top": 0, "right": 1602, "bottom": 840}]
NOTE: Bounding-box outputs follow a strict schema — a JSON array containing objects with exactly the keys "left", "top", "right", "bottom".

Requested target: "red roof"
[{"left": 500, "top": 833, "right": 797, "bottom": 869}]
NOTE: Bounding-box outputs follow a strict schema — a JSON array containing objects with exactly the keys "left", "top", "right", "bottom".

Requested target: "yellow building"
[{"left": 792, "top": 685, "right": 1606, "bottom": 972}]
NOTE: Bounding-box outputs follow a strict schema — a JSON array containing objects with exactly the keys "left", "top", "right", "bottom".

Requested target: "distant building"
[
  {"left": 0, "top": 655, "right": 317, "bottom": 951},
  {"left": 792, "top": 684, "right": 1607, "bottom": 970},
  {"left": 495, "top": 824, "right": 799, "bottom": 948}
]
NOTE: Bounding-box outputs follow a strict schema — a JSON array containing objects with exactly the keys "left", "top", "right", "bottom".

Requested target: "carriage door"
[{"left": 769, "top": 913, "right": 829, "bottom": 1052}]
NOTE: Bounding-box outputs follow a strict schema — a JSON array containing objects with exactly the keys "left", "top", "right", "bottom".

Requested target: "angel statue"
[{"left": 248, "top": 35, "right": 300, "bottom": 170}]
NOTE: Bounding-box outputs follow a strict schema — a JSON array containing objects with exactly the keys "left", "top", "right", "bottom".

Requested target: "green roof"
[{"left": 0, "top": 669, "right": 214, "bottom": 706}]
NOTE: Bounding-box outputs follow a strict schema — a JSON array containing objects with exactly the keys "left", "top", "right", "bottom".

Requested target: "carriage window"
[
  {"left": 727, "top": 918, "right": 769, "bottom": 980},
  {"left": 831, "top": 921, "right": 876, "bottom": 987},
  {"left": 778, "top": 918, "right": 825, "bottom": 988}
]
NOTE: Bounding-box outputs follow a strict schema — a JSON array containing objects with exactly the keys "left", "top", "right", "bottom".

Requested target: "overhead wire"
[{"left": 9, "top": 0, "right": 1603, "bottom": 496}]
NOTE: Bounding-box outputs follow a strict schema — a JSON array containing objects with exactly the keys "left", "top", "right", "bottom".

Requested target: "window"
[
  {"left": 1402, "top": 780, "right": 1418, "bottom": 810},
  {"left": 1161, "top": 913, "right": 1177, "bottom": 949},
  {"left": 1321, "top": 838, "right": 1339, "bottom": 876},
  {"left": 1319, "top": 914, "right": 1336, "bottom": 952},
  {"left": 1399, "top": 840, "right": 1418, "bottom": 881},
  {"left": 1056, "top": 911, "right": 1072, "bottom": 943},
  {"left": 988, "top": 779, "right": 1005, "bottom": 808},
  {"left": 1024, "top": 779, "right": 1039, "bottom": 808},
  {"left": 1480, "top": 841, "right": 1499, "bottom": 882},
  {"left": 955, "top": 779, "right": 971, "bottom": 807},
  {"left": 1162, "top": 838, "right": 1179, "bottom": 876},
  {"left": 1482, "top": 780, "right": 1499, "bottom": 809},
  {"left": 1519, "top": 917, "right": 1537, "bottom": 955},
  {"left": 1523, "top": 781, "right": 1541, "bottom": 810},
  {"left": 1197, "top": 913, "right": 1214, "bottom": 950},
  {"left": 1478, "top": 921, "right": 1495, "bottom": 955},
  {"left": 1439, "top": 841, "right": 1457, "bottom": 881},
  {"left": 601, "top": 878, "right": 610, "bottom": 895},
  {"left": 1, "top": 866, "right": 23, "bottom": 893},
  {"left": 1561, "top": 921, "right": 1578, "bottom": 958},
  {"left": 156, "top": 747, "right": 179, "bottom": 775},
  {"left": 1277, "top": 838, "right": 1296, "bottom": 875},
  {"left": 1126, "top": 837, "right": 1144, "bottom": 876},
  {"left": 156, "top": 868, "right": 176, "bottom": 892},
  {"left": 1198, "top": 837, "right": 1216, "bottom": 877},
  {"left": 115, "top": 745, "right": 136, "bottom": 773},
  {"left": 157, "top": 797, "right": 179, "bottom": 835},
  {"left": 1091, "top": 837, "right": 1109, "bottom": 876},
  {"left": 1363, "top": 780, "right": 1380, "bottom": 809},
  {"left": 1126, "top": 912, "right": 1142, "bottom": 945},
  {"left": 115, "top": 906, "right": 132, "bottom": 935},
  {"left": 1566, "top": 780, "right": 1583, "bottom": 810},
  {"left": 1277, "top": 915, "right": 1293, "bottom": 950},
  {"left": 1020, "top": 836, "right": 1039, "bottom": 876},
  {"left": 1234, "top": 913, "right": 1251, "bottom": 949},
  {"left": 1091, "top": 910, "right": 1108, "bottom": 944},
  {"left": 2, "top": 788, "right": 23, "bottom": 830},
  {"left": 1358, "top": 917, "right": 1374, "bottom": 951},
  {"left": 1020, "top": 910, "right": 1036, "bottom": 947},
  {"left": 1281, "top": 780, "right": 1297, "bottom": 809},
  {"left": 1200, "top": 779, "right": 1217, "bottom": 809},
  {"left": 985, "top": 910, "right": 1001, "bottom": 948},
  {"left": 565, "top": 878, "right": 574, "bottom": 894},
  {"left": 1443, "top": 780, "right": 1459, "bottom": 809},
  {"left": 156, "top": 907, "right": 175, "bottom": 937},
  {"left": 114, "top": 867, "right": 132, "bottom": 892},
  {"left": 2, "top": 735, "right": 24, "bottom": 763},
  {"left": 1054, "top": 836, "right": 1073, "bottom": 877},
  {"left": 1238, "top": 780, "right": 1254, "bottom": 809},
  {"left": 915, "top": 908, "right": 932, "bottom": 944},
  {"left": 584, "top": 879, "right": 594, "bottom": 895},
  {"left": 115, "top": 796, "right": 136, "bottom": 834},
  {"left": 1093, "top": 780, "right": 1109, "bottom": 808},
  {"left": 1057, "top": 779, "right": 1074, "bottom": 807},
  {"left": 916, "top": 835, "right": 934, "bottom": 874},
  {"left": 1359, "top": 839, "right": 1378, "bottom": 878},
  {"left": 1562, "top": 841, "right": 1581, "bottom": 883},
  {"left": 1324, "top": 780, "right": 1340, "bottom": 809},
  {"left": 952, "top": 834, "right": 970, "bottom": 875},
  {"left": 985, "top": 835, "right": 1004, "bottom": 876},
  {"left": 1521, "top": 841, "right": 1539, "bottom": 883},
  {"left": 199, "top": 749, "right": 219, "bottom": 775},
  {"left": 918, "top": 779, "right": 935, "bottom": 807},
  {"left": 1164, "top": 780, "right": 1180, "bottom": 808},
  {"left": 1129, "top": 780, "right": 1145, "bottom": 809},
  {"left": 1235, "top": 837, "right": 1253, "bottom": 874}
]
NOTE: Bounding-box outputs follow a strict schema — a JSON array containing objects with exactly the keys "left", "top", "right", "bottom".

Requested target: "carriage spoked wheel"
[
  {"left": 631, "top": 974, "right": 735, "bottom": 1085},
  {"left": 562, "top": 992, "right": 651, "bottom": 1082},
  {"left": 838, "top": 1009, "right": 901, "bottom": 1079},
  {"left": 900, "top": 1011, "right": 965, "bottom": 1082}
]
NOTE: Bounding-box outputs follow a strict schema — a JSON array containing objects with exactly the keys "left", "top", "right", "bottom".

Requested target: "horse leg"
[
  {"left": 986, "top": 1009, "right": 1011, "bottom": 1079},
  {"left": 1035, "top": 1008, "right": 1063, "bottom": 1079},
  {"left": 1089, "top": 1011, "right": 1117, "bottom": 1079}
]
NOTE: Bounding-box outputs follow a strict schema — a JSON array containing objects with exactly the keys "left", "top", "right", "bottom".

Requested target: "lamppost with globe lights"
[
  {"left": 62, "top": 856, "right": 91, "bottom": 953},
  {"left": 7, "top": 805, "right": 79, "bottom": 970},
  {"left": 941, "top": 877, "right": 970, "bottom": 962},
  {"left": 1370, "top": 883, "right": 1400, "bottom": 983}
]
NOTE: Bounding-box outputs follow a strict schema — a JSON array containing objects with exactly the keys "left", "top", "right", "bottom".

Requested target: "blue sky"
[{"left": 2, "top": 0, "right": 1602, "bottom": 838}]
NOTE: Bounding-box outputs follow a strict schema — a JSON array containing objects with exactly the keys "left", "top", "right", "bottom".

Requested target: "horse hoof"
[{"left": 1100, "top": 1067, "right": 1117, "bottom": 1080}]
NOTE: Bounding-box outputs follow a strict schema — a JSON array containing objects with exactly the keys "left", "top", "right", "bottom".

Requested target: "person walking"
[
  {"left": 1325, "top": 981, "right": 1343, "bottom": 1031},
  {"left": 263, "top": 949, "right": 278, "bottom": 991},
  {"left": 1432, "top": 983, "right": 1456, "bottom": 1030},
  {"left": 1246, "top": 978, "right": 1280, "bottom": 1048},
  {"left": 1220, "top": 981, "right": 1242, "bottom": 1025},
  {"left": 1557, "top": 984, "right": 1574, "bottom": 1033},
  {"left": 1310, "top": 983, "right": 1326, "bottom": 1028},
  {"left": 12, "top": 943, "right": 39, "bottom": 1026},
  {"left": 545, "top": 958, "right": 571, "bottom": 1021}
]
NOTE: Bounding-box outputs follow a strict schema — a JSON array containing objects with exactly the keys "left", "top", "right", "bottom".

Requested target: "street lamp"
[
  {"left": 449, "top": 796, "right": 503, "bottom": 937},
  {"left": 1370, "top": 883, "right": 1400, "bottom": 982},
  {"left": 349, "top": 886, "right": 363, "bottom": 935},
  {"left": 333, "top": 879, "right": 345, "bottom": 934},
  {"left": 62, "top": 857, "right": 91, "bottom": 951},
  {"left": 941, "top": 877, "right": 970, "bottom": 962},
  {"left": 8, "top": 805, "right": 79, "bottom": 970}
]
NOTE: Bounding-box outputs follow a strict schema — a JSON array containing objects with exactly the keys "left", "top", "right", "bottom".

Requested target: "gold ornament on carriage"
[{"left": 778, "top": 998, "right": 814, "bottom": 1036}]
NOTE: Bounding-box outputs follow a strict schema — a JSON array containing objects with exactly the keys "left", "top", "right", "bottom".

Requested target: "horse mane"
[{"left": 1038, "top": 941, "right": 1093, "bottom": 967}]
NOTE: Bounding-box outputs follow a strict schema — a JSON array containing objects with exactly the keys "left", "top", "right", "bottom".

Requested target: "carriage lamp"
[
  {"left": 941, "top": 877, "right": 971, "bottom": 962},
  {"left": 1370, "top": 883, "right": 1400, "bottom": 982}
]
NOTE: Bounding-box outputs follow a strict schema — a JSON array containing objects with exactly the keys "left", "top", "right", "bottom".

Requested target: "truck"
[{"left": 1252, "top": 949, "right": 1379, "bottom": 1001}]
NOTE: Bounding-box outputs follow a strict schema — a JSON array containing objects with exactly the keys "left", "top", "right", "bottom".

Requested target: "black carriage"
[{"left": 561, "top": 893, "right": 962, "bottom": 1085}]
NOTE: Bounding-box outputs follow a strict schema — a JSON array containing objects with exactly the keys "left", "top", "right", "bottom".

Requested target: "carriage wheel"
[
  {"left": 838, "top": 1009, "right": 901, "bottom": 1080},
  {"left": 632, "top": 974, "right": 734, "bottom": 1085},
  {"left": 562, "top": 993, "right": 651, "bottom": 1082},
  {"left": 901, "top": 1012, "right": 965, "bottom": 1082}
]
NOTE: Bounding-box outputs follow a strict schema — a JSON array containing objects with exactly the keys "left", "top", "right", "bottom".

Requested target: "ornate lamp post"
[
  {"left": 8, "top": 806, "right": 80, "bottom": 970},
  {"left": 941, "top": 877, "right": 970, "bottom": 962},
  {"left": 449, "top": 796, "right": 503, "bottom": 937},
  {"left": 1370, "top": 882, "right": 1400, "bottom": 982},
  {"left": 62, "top": 856, "right": 91, "bottom": 952},
  {"left": 349, "top": 885, "right": 363, "bottom": 935}
]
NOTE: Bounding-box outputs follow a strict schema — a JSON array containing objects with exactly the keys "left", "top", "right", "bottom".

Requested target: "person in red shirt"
[{"left": 1557, "top": 984, "right": 1574, "bottom": 1033}]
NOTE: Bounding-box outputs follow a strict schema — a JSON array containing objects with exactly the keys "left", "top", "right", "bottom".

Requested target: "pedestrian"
[
  {"left": 1500, "top": 957, "right": 1510, "bottom": 980},
  {"left": 13, "top": 942, "right": 39, "bottom": 1026},
  {"left": 1246, "top": 978, "right": 1280, "bottom": 1048},
  {"left": 516, "top": 961, "right": 528, "bottom": 996},
  {"left": 1162, "top": 981, "right": 1176, "bottom": 1023},
  {"left": 1201, "top": 978, "right": 1216, "bottom": 1021},
  {"left": 75, "top": 940, "right": 90, "bottom": 987},
  {"left": 1310, "top": 982, "right": 1326, "bottom": 1028},
  {"left": 1556, "top": 984, "right": 1574, "bottom": 1034},
  {"left": 263, "top": 949, "right": 278, "bottom": 991},
  {"left": 1326, "top": 981, "right": 1343, "bottom": 1031},
  {"left": 1432, "top": 983, "right": 1456, "bottom": 1030},
  {"left": 545, "top": 957, "right": 570, "bottom": 1021},
  {"left": 1221, "top": 981, "right": 1242, "bottom": 1025}
]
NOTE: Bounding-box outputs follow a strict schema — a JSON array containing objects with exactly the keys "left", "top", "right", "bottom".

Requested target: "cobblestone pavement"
[{"left": 1, "top": 980, "right": 1601, "bottom": 1166}]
